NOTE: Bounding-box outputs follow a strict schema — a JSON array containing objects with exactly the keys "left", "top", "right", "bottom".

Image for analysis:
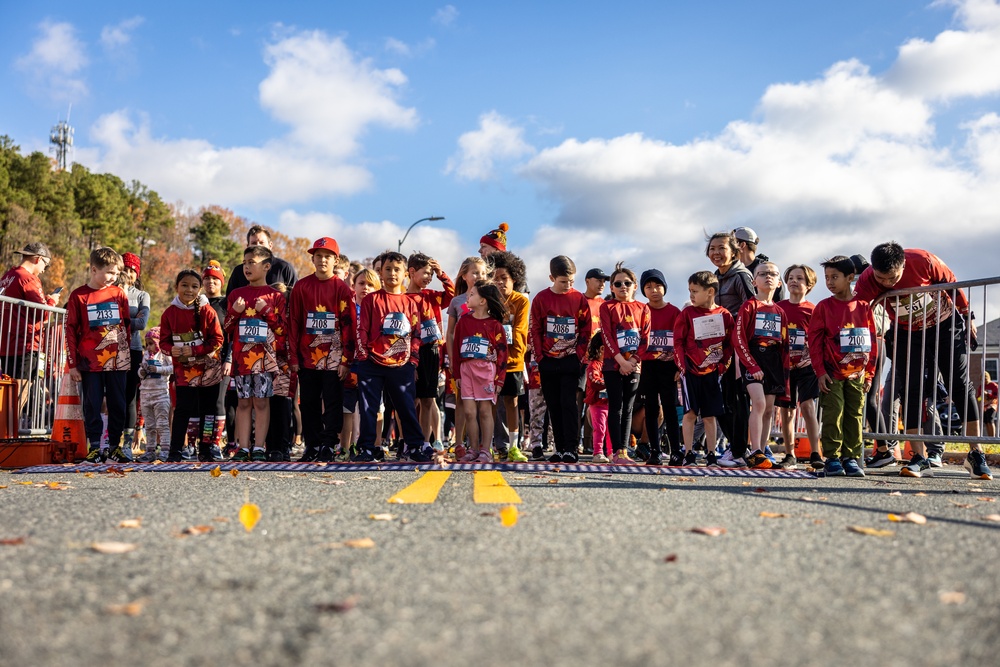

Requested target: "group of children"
[{"left": 63, "top": 227, "right": 893, "bottom": 478}]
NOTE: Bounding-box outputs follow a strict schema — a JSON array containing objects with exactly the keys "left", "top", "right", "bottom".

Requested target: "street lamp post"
[{"left": 398, "top": 216, "right": 445, "bottom": 253}]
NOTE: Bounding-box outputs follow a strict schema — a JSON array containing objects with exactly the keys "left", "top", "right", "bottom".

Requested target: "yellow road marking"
[
  {"left": 388, "top": 471, "right": 452, "bottom": 504},
  {"left": 473, "top": 471, "right": 522, "bottom": 504}
]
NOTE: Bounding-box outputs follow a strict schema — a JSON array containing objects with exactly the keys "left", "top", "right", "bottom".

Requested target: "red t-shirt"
[
  {"left": 224, "top": 286, "right": 288, "bottom": 375},
  {"left": 640, "top": 302, "right": 682, "bottom": 363},
  {"left": 288, "top": 274, "right": 356, "bottom": 371},
  {"left": 584, "top": 359, "right": 608, "bottom": 406},
  {"left": 777, "top": 299, "right": 815, "bottom": 369},
  {"left": 586, "top": 295, "right": 604, "bottom": 334},
  {"left": 159, "top": 301, "right": 225, "bottom": 387},
  {"left": 807, "top": 296, "right": 878, "bottom": 382},
  {"left": 0, "top": 266, "right": 55, "bottom": 355},
  {"left": 733, "top": 299, "right": 789, "bottom": 375},
  {"left": 982, "top": 382, "right": 998, "bottom": 407},
  {"left": 64, "top": 284, "right": 131, "bottom": 372},
  {"left": 674, "top": 305, "right": 734, "bottom": 376},
  {"left": 599, "top": 299, "right": 650, "bottom": 372},
  {"left": 357, "top": 290, "right": 421, "bottom": 367},
  {"left": 453, "top": 313, "right": 508, "bottom": 390},
  {"left": 854, "top": 248, "right": 968, "bottom": 331},
  {"left": 529, "top": 288, "right": 593, "bottom": 362}
]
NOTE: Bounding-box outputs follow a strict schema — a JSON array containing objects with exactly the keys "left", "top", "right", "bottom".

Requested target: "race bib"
[
  {"left": 616, "top": 327, "right": 640, "bottom": 353},
  {"left": 754, "top": 311, "right": 782, "bottom": 340},
  {"left": 147, "top": 358, "right": 163, "bottom": 379},
  {"left": 789, "top": 326, "right": 806, "bottom": 351},
  {"left": 693, "top": 313, "right": 725, "bottom": 341},
  {"left": 239, "top": 318, "right": 268, "bottom": 344},
  {"left": 648, "top": 329, "right": 673, "bottom": 353},
  {"left": 172, "top": 331, "right": 203, "bottom": 349},
  {"left": 419, "top": 318, "right": 442, "bottom": 344},
  {"left": 598, "top": 389, "right": 608, "bottom": 400},
  {"left": 460, "top": 335, "right": 489, "bottom": 359},
  {"left": 306, "top": 311, "right": 335, "bottom": 335},
  {"left": 381, "top": 312, "right": 411, "bottom": 337},
  {"left": 839, "top": 327, "right": 872, "bottom": 353},
  {"left": 503, "top": 323, "right": 513, "bottom": 345},
  {"left": 87, "top": 302, "right": 121, "bottom": 327},
  {"left": 545, "top": 316, "right": 575, "bottom": 340}
]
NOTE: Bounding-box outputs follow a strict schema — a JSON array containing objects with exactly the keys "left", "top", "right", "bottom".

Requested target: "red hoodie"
[
  {"left": 599, "top": 299, "right": 650, "bottom": 372},
  {"left": 357, "top": 290, "right": 421, "bottom": 367},
  {"left": 529, "top": 287, "right": 593, "bottom": 362},
  {"left": 807, "top": 296, "right": 878, "bottom": 382},
  {"left": 288, "top": 274, "right": 356, "bottom": 371},
  {"left": 640, "top": 302, "right": 682, "bottom": 363},
  {"left": 674, "top": 305, "right": 734, "bottom": 376},
  {"left": 159, "top": 300, "right": 225, "bottom": 387},
  {"left": 64, "top": 284, "right": 131, "bottom": 372},
  {"left": 224, "top": 285, "right": 288, "bottom": 375}
]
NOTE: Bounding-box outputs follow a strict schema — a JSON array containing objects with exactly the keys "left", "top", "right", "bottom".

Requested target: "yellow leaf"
[
  {"left": 0, "top": 485, "right": 7, "bottom": 489},
  {"left": 105, "top": 598, "right": 147, "bottom": 616},
  {"left": 887, "top": 512, "right": 927, "bottom": 525},
  {"left": 118, "top": 518, "right": 142, "bottom": 529},
  {"left": 239, "top": 503, "right": 261, "bottom": 532},
  {"left": 847, "top": 526, "right": 895, "bottom": 537},
  {"left": 91, "top": 541, "right": 138, "bottom": 554},
  {"left": 500, "top": 505, "right": 519, "bottom": 527},
  {"left": 210, "top": 466, "right": 222, "bottom": 477},
  {"left": 83, "top": 473, "right": 95, "bottom": 478},
  {"left": 759, "top": 512, "right": 788, "bottom": 518},
  {"left": 230, "top": 469, "right": 240, "bottom": 477},
  {"left": 369, "top": 513, "right": 395, "bottom": 521},
  {"left": 343, "top": 538, "right": 376, "bottom": 549},
  {"left": 981, "top": 514, "right": 1000, "bottom": 522}
]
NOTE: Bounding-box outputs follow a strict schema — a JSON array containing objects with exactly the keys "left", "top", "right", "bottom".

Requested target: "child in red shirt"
[
  {"left": 807, "top": 256, "right": 877, "bottom": 478},
  {"left": 453, "top": 281, "right": 509, "bottom": 463},
  {"left": 675, "top": 271, "right": 734, "bottom": 467},
  {"left": 65, "top": 248, "right": 132, "bottom": 463},
  {"left": 637, "top": 269, "right": 682, "bottom": 466},
  {"left": 583, "top": 334, "right": 612, "bottom": 463}
]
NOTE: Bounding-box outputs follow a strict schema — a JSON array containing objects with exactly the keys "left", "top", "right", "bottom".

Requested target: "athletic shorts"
[
  {"left": 342, "top": 387, "right": 359, "bottom": 414},
  {"left": 985, "top": 406, "right": 997, "bottom": 423},
  {"left": 499, "top": 370, "right": 525, "bottom": 397},
  {"left": 415, "top": 344, "right": 440, "bottom": 399},
  {"left": 234, "top": 372, "right": 274, "bottom": 399},
  {"left": 682, "top": 372, "right": 725, "bottom": 418},
  {"left": 776, "top": 366, "right": 819, "bottom": 408},
  {"left": 742, "top": 344, "right": 787, "bottom": 397}
]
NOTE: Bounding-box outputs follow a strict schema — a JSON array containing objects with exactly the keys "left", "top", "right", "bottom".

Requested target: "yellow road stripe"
[
  {"left": 473, "top": 471, "right": 522, "bottom": 504},
  {"left": 388, "top": 471, "right": 452, "bottom": 504}
]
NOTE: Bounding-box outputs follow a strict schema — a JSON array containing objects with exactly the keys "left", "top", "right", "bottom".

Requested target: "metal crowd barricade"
[
  {"left": 0, "top": 294, "right": 67, "bottom": 437},
  {"left": 863, "top": 276, "right": 1000, "bottom": 449}
]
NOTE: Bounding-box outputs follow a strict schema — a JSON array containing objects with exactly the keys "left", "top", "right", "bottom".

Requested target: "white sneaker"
[
  {"left": 592, "top": 453, "right": 610, "bottom": 464},
  {"left": 717, "top": 449, "right": 746, "bottom": 468}
]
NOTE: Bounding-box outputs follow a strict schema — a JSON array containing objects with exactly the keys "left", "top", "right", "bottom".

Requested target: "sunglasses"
[{"left": 613, "top": 280, "right": 634, "bottom": 288}]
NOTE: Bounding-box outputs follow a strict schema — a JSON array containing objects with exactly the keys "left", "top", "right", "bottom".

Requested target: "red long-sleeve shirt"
[
  {"left": 854, "top": 248, "right": 968, "bottom": 331},
  {"left": 599, "top": 299, "right": 650, "bottom": 372},
  {"left": 288, "top": 274, "right": 356, "bottom": 371},
  {"left": 357, "top": 290, "right": 421, "bottom": 367},
  {"left": 673, "top": 305, "right": 734, "bottom": 376},
  {"left": 807, "top": 296, "right": 878, "bottom": 382},
  {"left": 0, "top": 266, "right": 56, "bottom": 356},
  {"left": 64, "top": 284, "right": 131, "bottom": 372},
  {"left": 159, "top": 301, "right": 225, "bottom": 387},
  {"left": 224, "top": 286, "right": 288, "bottom": 375},
  {"left": 733, "top": 299, "right": 789, "bottom": 375},
  {"left": 640, "top": 302, "right": 682, "bottom": 363},
  {"left": 777, "top": 299, "right": 815, "bottom": 369},
  {"left": 584, "top": 359, "right": 608, "bottom": 406},
  {"left": 409, "top": 271, "right": 455, "bottom": 346},
  {"left": 453, "top": 313, "right": 508, "bottom": 390},
  {"left": 529, "top": 288, "right": 593, "bottom": 362}
]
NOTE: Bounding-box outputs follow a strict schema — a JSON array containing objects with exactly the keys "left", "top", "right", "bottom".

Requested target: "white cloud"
[
  {"left": 84, "top": 30, "right": 416, "bottom": 208},
  {"left": 384, "top": 36, "right": 436, "bottom": 57},
  {"left": 100, "top": 16, "right": 144, "bottom": 50},
  {"left": 511, "top": 0, "right": 1000, "bottom": 297},
  {"left": 445, "top": 111, "right": 536, "bottom": 181},
  {"left": 433, "top": 5, "right": 459, "bottom": 26},
  {"left": 15, "top": 20, "right": 88, "bottom": 101}
]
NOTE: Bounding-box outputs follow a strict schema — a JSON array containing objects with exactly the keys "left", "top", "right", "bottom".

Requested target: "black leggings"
[
  {"left": 125, "top": 349, "right": 143, "bottom": 434},
  {"left": 170, "top": 384, "right": 220, "bottom": 456},
  {"left": 604, "top": 368, "right": 640, "bottom": 453},
  {"left": 719, "top": 362, "right": 750, "bottom": 458},
  {"left": 539, "top": 356, "right": 582, "bottom": 453},
  {"left": 640, "top": 360, "right": 680, "bottom": 456}
]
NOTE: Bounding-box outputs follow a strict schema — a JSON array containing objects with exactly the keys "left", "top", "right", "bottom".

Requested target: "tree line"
[{"left": 0, "top": 135, "right": 316, "bottom": 327}]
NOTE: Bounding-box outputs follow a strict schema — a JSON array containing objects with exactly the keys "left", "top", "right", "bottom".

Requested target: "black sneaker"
[
  {"left": 705, "top": 452, "right": 718, "bottom": 466},
  {"left": 407, "top": 447, "right": 433, "bottom": 463},
  {"left": 232, "top": 448, "right": 251, "bottom": 462},
  {"left": 666, "top": 452, "right": 684, "bottom": 467},
  {"left": 900, "top": 455, "right": 931, "bottom": 478},
  {"left": 107, "top": 446, "right": 132, "bottom": 463},
  {"left": 165, "top": 450, "right": 184, "bottom": 463},
  {"left": 549, "top": 451, "right": 564, "bottom": 463},
  {"left": 866, "top": 448, "right": 898, "bottom": 468},
  {"left": 648, "top": 452, "right": 664, "bottom": 466},
  {"left": 561, "top": 451, "right": 579, "bottom": 464},
  {"left": 684, "top": 450, "right": 698, "bottom": 466},
  {"left": 809, "top": 452, "right": 825, "bottom": 470},
  {"left": 350, "top": 448, "right": 376, "bottom": 462},
  {"left": 495, "top": 446, "right": 508, "bottom": 460},
  {"left": 316, "top": 446, "right": 336, "bottom": 463},
  {"left": 965, "top": 450, "right": 993, "bottom": 480},
  {"left": 198, "top": 449, "right": 220, "bottom": 463},
  {"left": 209, "top": 445, "right": 224, "bottom": 461},
  {"left": 267, "top": 450, "right": 286, "bottom": 462},
  {"left": 531, "top": 446, "right": 545, "bottom": 461},
  {"left": 84, "top": 447, "right": 107, "bottom": 464},
  {"left": 299, "top": 448, "right": 318, "bottom": 462},
  {"left": 634, "top": 441, "right": 651, "bottom": 462},
  {"left": 250, "top": 449, "right": 266, "bottom": 462},
  {"left": 374, "top": 446, "right": 387, "bottom": 462}
]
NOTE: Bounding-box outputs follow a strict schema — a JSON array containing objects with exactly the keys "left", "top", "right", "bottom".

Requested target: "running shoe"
[
  {"left": 592, "top": 452, "right": 610, "bottom": 464},
  {"left": 561, "top": 451, "right": 579, "bottom": 464},
  {"left": 866, "top": 448, "right": 898, "bottom": 468},
  {"left": 647, "top": 452, "right": 664, "bottom": 466},
  {"left": 705, "top": 452, "right": 719, "bottom": 466},
  {"left": 611, "top": 451, "right": 634, "bottom": 465},
  {"left": 763, "top": 445, "right": 777, "bottom": 465},
  {"left": 779, "top": 454, "right": 797, "bottom": 468},
  {"left": 531, "top": 446, "right": 545, "bottom": 461},
  {"left": 350, "top": 448, "right": 375, "bottom": 462},
  {"left": 267, "top": 449, "right": 287, "bottom": 462},
  {"left": 549, "top": 451, "right": 564, "bottom": 463},
  {"left": 251, "top": 449, "right": 266, "bottom": 462},
  {"left": 965, "top": 450, "right": 993, "bottom": 480},
  {"left": 666, "top": 452, "right": 684, "bottom": 467},
  {"left": 925, "top": 453, "right": 944, "bottom": 468},
  {"left": 747, "top": 450, "right": 772, "bottom": 469},
  {"left": 476, "top": 450, "right": 493, "bottom": 464},
  {"left": 842, "top": 458, "right": 865, "bottom": 477},
  {"left": 634, "top": 441, "right": 651, "bottom": 462},
  {"left": 506, "top": 445, "right": 529, "bottom": 462},
  {"left": 899, "top": 455, "right": 931, "bottom": 478},
  {"left": 717, "top": 450, "right": 746, "bottom": 468},
  {"left": 316, "top": 446, "right": 336, "bottom": 463},
  {"left": 84, "top": 447, "right": 107, "bottom": 464},
  {"left": 809, "top": 452, "right": 825, "bottom": 470},
  {"left": 136, "top": 449, "right": 159, "bottom": 463},
  {"left": 684, "top": 450, "right": 698, "bottom": 466},
  {"left": 107, "top": 446, "right": 132, "bottom": 463},
  {"left": 824, "top": 458, "right": 845, "bottom": 476},
  {"left": 232, "top": 448, "right": 251, "bottom": 462}
]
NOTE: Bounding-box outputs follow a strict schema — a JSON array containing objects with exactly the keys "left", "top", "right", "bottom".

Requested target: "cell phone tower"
[{"left": 49, "top": 105, "right": 74, "bottom": 171}]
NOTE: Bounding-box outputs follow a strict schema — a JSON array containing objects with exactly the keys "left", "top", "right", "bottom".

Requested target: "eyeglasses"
[{"left": 613, "top": 281, "right": 634, "bottom": 288}]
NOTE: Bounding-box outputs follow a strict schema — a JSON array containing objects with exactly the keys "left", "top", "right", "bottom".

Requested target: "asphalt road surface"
[{"left": 1, "top": 462, "right": 997, "bottom": 667}]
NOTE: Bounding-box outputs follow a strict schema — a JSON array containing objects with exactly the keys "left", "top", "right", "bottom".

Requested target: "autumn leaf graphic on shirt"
[
  {"left": 184, "top": 367, "right": 202, "bottom": 386},
  {"left": 245, "top": 348, "right": 266, "bottom": 373}
]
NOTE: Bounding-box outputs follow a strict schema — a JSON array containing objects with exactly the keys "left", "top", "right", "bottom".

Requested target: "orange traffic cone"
[{"left": 52, "top": 366, "right": 88, "bottom": 460}]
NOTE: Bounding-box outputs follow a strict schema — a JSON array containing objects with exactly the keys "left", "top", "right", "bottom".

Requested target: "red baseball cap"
[{"left": 308, "top": 237, "right": 340, "bottom": 255}]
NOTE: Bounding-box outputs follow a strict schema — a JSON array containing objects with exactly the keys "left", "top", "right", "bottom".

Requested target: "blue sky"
[{"left": 3, "top": 1, "right": 1000, "bottom": 301}]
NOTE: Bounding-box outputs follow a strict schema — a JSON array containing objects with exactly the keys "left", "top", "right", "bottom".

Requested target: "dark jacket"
[{"left": 715, "top": 260, "right": 755, "bottom": 317}]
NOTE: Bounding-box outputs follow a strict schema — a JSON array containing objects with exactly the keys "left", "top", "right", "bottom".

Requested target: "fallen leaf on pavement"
[
  {"left": 314, "top": 596, "right": 359, "bottom": 613},
  {"left": 753, "top": 488, "right": 769, "bottom": 494},
  {"left": 663, "top": 554, "right": 678, "bottom": 563},
  {"left": 913, "top": 492, "right": 927, "bottom": 497},
  {"left": 949, "top": 501, "right": 974, "bottom": 508},
  {"left": 239, "top": 503, "right": 261, "bottom": 532},
  {"left": 848, "top": 526, "right": 894, "bottom": 537},
  {"left": 1, "top": 536, "right": 27, "bottom": 546},
  {"left": 213, "top": 517, "right": 230, "bottom": 522},
  {"left": 276, "top": 473, "right": 305, "bottom": 478},
  {"left": 888, "top": 491, "right": 902, "bottom": 496},
  {"left": 888, "top": 512, "right": 927, "bottom": 524},
  {"left": 512, "top": 476, "right": 527, "bottom": 480},
  {"left": 91, "top": 541, "right": 138, "bottom": 554},
  {"left": 343, "top": 538, "right": 376, "bottom": 549},
  {"left": 691, "top": 526, "right": 726, "bottom": 536},
  {"left": 369, "top": 513, "right": 395, "bottom": 521},
  {"left": 314, "top": 479, "right": 346, "bottom": 486},
  {"left": 118, "top": 518, "right": 142, "bottom": 529},
  {"left": 182, "top": 525, "right": 214, "bottom": 536},
  {"left": 546, "top": 502, "right": 567, "bottom": 508},
  {"left": 230, "top": 469, "right": 239, "bottom": 477},
  {"left": 800, "top": 496, "right": 816, "bottom": 502},
  {"left": 304, "top": 509, "right": 331, "bottom": 514},
  {"left": 83, "top": 472, "right": 94, "bottom": 478},
  {"left": 500, "top": 505, "right": 519, "bottom": 527},
  {"left": 130, "top": 493, "right": 145, "bottom": 499},
  {"left": 105, "top": 598, "right": 147, "bottom": 616},
  {"left": 362, "top": 476, "right": 381, "bottom": 480},
  {"left": 978, "top": 497, "right": 996, "bottom": 502},
  {"left": 210, "top": 466, "right": 221, "bottom": 477},
  {"left": 939, "top": 591, "right": 966, "bottom": 605},
  {"left": 547, "top": 479, "right": 559, "bottom": 484},
  {"left": 388, "top": 498, "right": 405, "bottom": 504},
  {"left": 981, "top": 514, "right": 1000, "bottom": 522},
  {"left": 759, "top": 512, "right": 788, "bottom": 518}
]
